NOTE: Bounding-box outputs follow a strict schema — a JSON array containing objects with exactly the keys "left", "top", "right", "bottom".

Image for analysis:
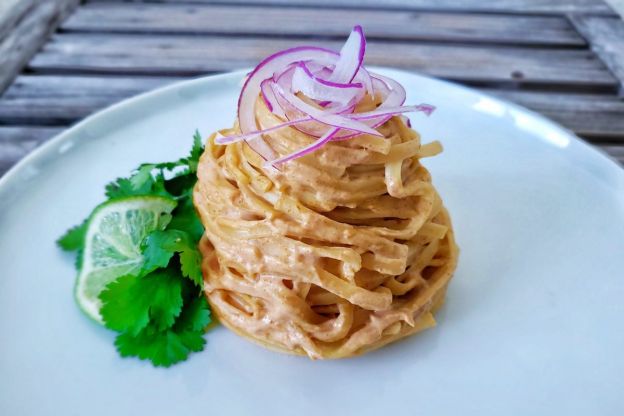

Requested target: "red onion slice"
[
  {"left": 230, "top": 26, "right": 437, "bottom": 163},
  {"left": 269, "top": 82, "right": 360, "bottom": 139},
  {"left": 237, "top": 46, "right": 339, "bottom": 158},
  {"left": 355, "top": 66, "right": 374, "bottom": 95},
  {"left": 347, "top": 104, "right": 436, "bottom": 120},
  {"left": 260, "top": 78, "right": 284, "bottom": 117},
  {"left": 215, "top": 117, "right": 313, "bottom": 144},
  {"left": 371, "top": 73, "right": 406, "bottom": 107},
  {"left": 271, "top": 82, "right": 333, "bottom": 137},
  {"left": 273, "top": 83, "right": 382, "bottom": 137},
  {"left": 400, "top": 115, "right": 412, "bottom": 128},
  {"left": 328, "top": 25, "right": 365, "bottom": 84},
  {"left": 292, "top": 63, "right": 363, "bottom": 104}
]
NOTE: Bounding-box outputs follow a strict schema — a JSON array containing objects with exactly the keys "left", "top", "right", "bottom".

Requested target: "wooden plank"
[
  {"left": 0, "top": 0, "right": 80, "bottom": 94},
  {"left": 0, "top": 0, "right": 33, "bottom": 40},
  {"left": 0, "top": 75, "right": 180, "bottom": 124},
  {"left": 89, "top": 0, "right": 616, "bottom": 15},
  {"left": 62, "top": 3, "right": 586, "bottom": 47},
  {"left": 598, "top": 145, "right": 624, "bottom": 164},
  {"left": 0, "top": 126, "right": 63, "bottom": 143},
  {"left": 0, "top": 126, "right": 63, "bottom": 177},
  {"left": 1, "top": 75, "right": 623, "bottom": 139},
  {"left": 29, "top": 34, "right": 617, "bottom": 88},
  {"left": 483, "top": 89, "right": 624, "bottom": 139},
  {"left": 570, "top": 16, "right": 624, "bottom": 92}
]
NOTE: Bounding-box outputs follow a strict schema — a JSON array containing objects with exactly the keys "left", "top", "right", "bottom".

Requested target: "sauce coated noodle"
[{"left": 194, "top": 95, "right": 459, "bottom": 359}]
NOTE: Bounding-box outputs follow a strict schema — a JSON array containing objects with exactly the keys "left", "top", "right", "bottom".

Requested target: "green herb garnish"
[{"left": 58, "top": 132, "right": 211, "bottom": 367}]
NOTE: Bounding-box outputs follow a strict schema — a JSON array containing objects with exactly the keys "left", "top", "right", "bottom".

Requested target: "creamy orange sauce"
[{"left": 193, "top": 96, "right": 459, "bottom": 359}]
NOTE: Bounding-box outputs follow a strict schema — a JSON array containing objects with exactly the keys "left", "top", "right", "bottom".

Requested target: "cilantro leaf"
[
  {"left": 151, "top": 171, "right": 169, "bottom": 197},
  {"left": 57, "top": 220, "right": 87, "bottom": 270},
  {"left": 176, "top": 330, "right": 206, "bottom": 353},
  {"left": 141, "top": 230, "right": 203, "bottom": 286},
  {"left": 147, "top": 270, "right": 185, "bottom": 331},
  {"left": 105, "top": 164, "right": 169, "bottom": 199},
  {"left": 99, "top": 269, "right": 183, "bottom": 335},
  {"left": 104, "top": 131, "right": 203, "bottom": 201},
  {"left": 140, "top": 235, "right": 176, "bottom": 275},
  {"left": 99, "top": 275, "right": 150, "bottom": 335},
  {"left": 114, "top": 296, "right": 210, "bottom": 367},
  {"left": 168, "top": 196, "right": 204, "bottom": 241},
  {"left": 163, "top": 173, "right": 195, "bottom": 198},
  {"left": 115, "top": 328, "right": 192, "bottom": 368},
  {"left": 75, "top": 249, "right": 84, "bottom": 270},
  {"left": 179, "top": 249, "right": 203, "bottom": 287},
  {"left": 105, "top": 165, "right": 152, "bottom": 198},
  {"left": 149, "top": 130, "right": 203, "bottom": 177},
  {"left": 175, "top": 296, "right": 211, "bottom": 332},
  {"left": 188, "top": 130, "right": 204, "bottom": 173},
  {"left": 57, "top": 220, "right": 88, "bottom": 251},
  {"left": 58, "top": 133, "right": 211, "bottom": 368}
]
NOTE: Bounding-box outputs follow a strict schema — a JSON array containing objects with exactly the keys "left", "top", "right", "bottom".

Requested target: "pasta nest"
[{"left": 194, "top": 96, "right": 459, "bottom": 359}]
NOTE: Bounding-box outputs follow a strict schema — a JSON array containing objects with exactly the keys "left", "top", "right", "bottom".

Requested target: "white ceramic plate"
[{"left": 1, "top": 69, "right": 623, "bottom": 416}]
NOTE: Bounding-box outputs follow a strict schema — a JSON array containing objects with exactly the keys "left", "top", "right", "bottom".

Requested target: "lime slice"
[{"left": 75, "top": 196, "right": 177, "bottom": 323}]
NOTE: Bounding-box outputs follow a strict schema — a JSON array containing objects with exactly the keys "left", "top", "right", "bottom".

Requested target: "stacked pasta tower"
[{"left": 193, "top": 96, "right": 459, "bottom": 359}]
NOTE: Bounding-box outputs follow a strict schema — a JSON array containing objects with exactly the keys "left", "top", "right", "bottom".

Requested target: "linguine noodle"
[{"left": 193, "top": 94, "right": 459, "bottom": 359}]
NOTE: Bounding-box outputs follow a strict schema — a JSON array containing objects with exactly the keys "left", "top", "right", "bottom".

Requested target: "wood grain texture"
[
  {"left": 0, "top": 0, "right": 33, "bottom": 40},
  {"left": 1, "top": 0, "right": 623, "bottom": 176},
  {"left": 570, "top": 16, "right": 624, "bottom": 92},
  {"left": 0, "top": 126, "right": 63, "bottom": 176},
  {"left": 484, "top": 89, "right": 624, "bottom": 139},
  {"left": 1, "top": 75, "right": 623, "bottom": 139},
  {"left": 29, "top": 34, "right": 617, "bottom": 88},
  {"left": 598, "top": 145, "right": 624, "bottom": 164},
  {"left": 89, "top": 0, "right": 616, "bottom": 15},
  {"left": 0, "top": 0, "right": 80, "bottom": 94},
  {"left": 63, "top": 3, "right": 585, "bottom": 46},
  {"left": 0, "top": 75, "right": 180, "bottom": 124}
]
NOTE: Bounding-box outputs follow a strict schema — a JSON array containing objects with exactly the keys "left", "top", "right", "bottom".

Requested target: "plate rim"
[{"left": 1, "top": 67, "right": 622, "bottom": 193}]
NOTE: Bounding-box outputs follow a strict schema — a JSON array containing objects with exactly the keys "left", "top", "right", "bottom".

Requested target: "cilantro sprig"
[{"left": 58, "top": 132, "right": 212, "bottom": 367}]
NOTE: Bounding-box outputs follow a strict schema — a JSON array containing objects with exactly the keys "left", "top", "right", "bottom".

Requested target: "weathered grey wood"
[
  {"left": 1, "top": 74, "right": 179, "bottom": 98},
  {"left": 90, "top": 0, "right": 616, "bottom": 15},
  {"left": 0, "top": 0, "right": 33, "bottom": 40},
  {"left": 0, "top": 75, "right": 180, "bottom": 124},
  {"left": 0, "top": 0, "right": 80, "bottom": 94},
  {"left": 484, "top": 89, "right": 624, "bottom": 139},
  {"left": 0, "top": 126, "right": 63, "bottom": 176},
  {"left": 1, "top": 0, "right": 622, "bottom": 176},
  {"left": 63, "top": 3, "right": 585, "bottom": 47},
  {"left": 488, "top": 89, "right": 624, "bottom": 113},
  {"left": 598, "top": 145, "right": 624, "bottom": 164},
  {"left": 570, "top": 16, "right": 624, "bottom": 92},
  {"left": 29, "top": 34, "right": 617, "bottom": 88},
  {"left": 0, "top": 126, "right": 63, "bottom": 144},
  {"left": 2, "top": 75, "right": 623, "bottom": 140}
]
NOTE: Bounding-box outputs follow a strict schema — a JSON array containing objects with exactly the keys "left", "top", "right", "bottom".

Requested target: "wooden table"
[{"left": 2, "top": 0, "right": 624, "bottom": 176}]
